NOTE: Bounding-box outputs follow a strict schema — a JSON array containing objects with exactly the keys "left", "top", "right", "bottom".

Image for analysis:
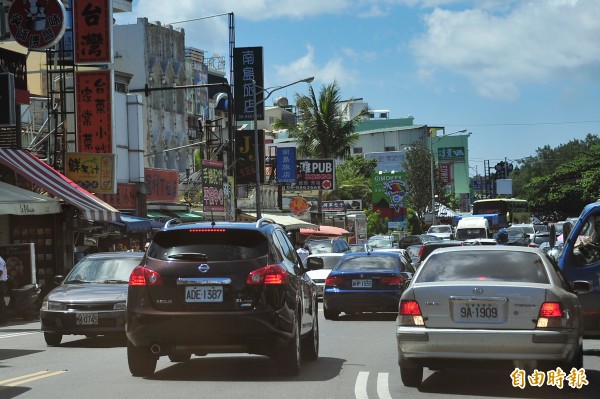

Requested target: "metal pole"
[
  {"left": 252, "top": 79, "right": 261, "bottom": 219},
  {"left": 430, "top": 138, "right": 436, "bottom": 226}
]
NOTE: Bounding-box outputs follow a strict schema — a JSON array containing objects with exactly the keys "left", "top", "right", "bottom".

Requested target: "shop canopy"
[
  {"left": 244, "top": 213, "right": 318, "bottom": 231},
  {"left": 0, "top": 181, "right": 62, "bottom": 216},
  {"left": 300, "top": 225, "right": 350, "bottom": 237},
  {"left": 111, "top": 214, "right": 163, "bottom": 233},
  {"left": 0, "top": 149, "right": 120, "bottom": 223},
  {"left": 170, "top": 210, "right": 205, "bottom": 222}
]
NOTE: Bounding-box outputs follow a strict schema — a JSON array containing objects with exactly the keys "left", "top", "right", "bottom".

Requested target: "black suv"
[{"left": 125, "top": 218, "right": 319, "bottom": 377}]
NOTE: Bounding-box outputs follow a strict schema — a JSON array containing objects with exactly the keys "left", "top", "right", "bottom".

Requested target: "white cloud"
[{"left": 410, "top": 1, "right": 600, "bottom": 101}]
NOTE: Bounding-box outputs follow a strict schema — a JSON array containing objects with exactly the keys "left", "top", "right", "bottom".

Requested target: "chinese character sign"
[
  {"left": 235, "top": 129, "right": 265, "bottom": 185},
  {"left": 76, "top": 70, "right": 113, "bottom": 153},
  {"left": 97, "top": 182, "right": 137, "bottom": 210},
  {"left": 144, "top": 168, "right": 179, "bottom": 201},
  {"left": 438, "top": 162, "right": 452, "bottom": 185},
  {"left": 202, "top": 160, "right": 225, "bottom": 212},
  {"left": 65, "top": 152, "right": 115, "bottom": 193},
  {"left": 276, "top": 147, "right": 296, "bottom": 184},
  {"left": 7, "top": 0, "right": 67, "bottom": 50},
  {"left": 73, "top": 0, "right": 113, "bottom": 64},
  {"left": 437, "top": 146, "right": 465, "bottom": 161},
  {"left": 285, "top": 159, "right": 335, "bottom": 191},
  {"left": 233, "top": 47, "right": 264, "bottom": 121}
]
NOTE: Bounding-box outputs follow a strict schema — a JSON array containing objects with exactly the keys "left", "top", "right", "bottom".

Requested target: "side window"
[{"left": 273, "top": 230, "right": 298, "bottom": 273}]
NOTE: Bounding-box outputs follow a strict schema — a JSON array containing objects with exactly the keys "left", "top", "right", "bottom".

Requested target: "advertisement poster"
[
  {"left": 65, "top": 152, "right": 115, "bottom": 193},
  {"left": 285, "top": 159, "right": 335, "bottom": 191},
  {"left": 0, "top": 243, "right": 36, "bottom": 286},
  {"left": 371, "top": 171, "right": 409, "bottom": 230},
  {"left": 76, "top": 70, "right": 114, "bottom": 153},
  {"left": 202, "top": 160, "right": 224, "bottom": 212}
]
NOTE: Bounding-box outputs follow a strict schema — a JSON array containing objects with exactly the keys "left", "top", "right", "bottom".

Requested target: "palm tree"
[{"left": 274, "top": 81, "right": 370, "bottom": 222}]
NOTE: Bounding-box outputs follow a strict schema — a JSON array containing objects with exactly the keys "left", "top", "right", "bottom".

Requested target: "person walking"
[
  {"left": 296, "top": 243, "right": 310, "bottom": 263},
  {"left": 0, "top": 255, "right": 8, "bottom": 325}
]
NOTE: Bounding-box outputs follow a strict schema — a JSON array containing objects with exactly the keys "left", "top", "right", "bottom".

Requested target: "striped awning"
[{"left": 0, "top": 149, "right": 121, "bottom": 223}]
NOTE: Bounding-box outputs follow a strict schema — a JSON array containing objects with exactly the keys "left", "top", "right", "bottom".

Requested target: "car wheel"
[
  {"left": 567, "top": 344, "right": 584, "bottom": 370},
  {"left": 323, "top": 308, "right": 339, "bottom": 320},
  {"left": 400, "top": 357, "right": 423, "bottom": 388},
  {"left": 275, "top": 315, "right": 301, "bottom": 376},
  {"left": 127, "top": 339, "right": 158, "bottom": 377},
  {"left": 168, "top": 353, "right": 192, "bottom": 362},
  {"left": 44, "top": 332, "right": 62, "bottom": 346},
  {"left": 301, "top": 306, "right": 319, "bottom": 361}
]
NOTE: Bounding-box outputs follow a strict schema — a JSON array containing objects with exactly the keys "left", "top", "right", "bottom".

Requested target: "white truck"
[{"left": 455, "top": 216, "right": 491, "bottom": 241}]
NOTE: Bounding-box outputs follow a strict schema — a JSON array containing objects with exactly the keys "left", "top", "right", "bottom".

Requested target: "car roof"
[
  {"left": 161, "top": 220, "right": 279, "bottom": 233},
  {"left": 341, "top": 251, "right": 402, "bottom": 258},
  {"left": 428, "top": 245, "right": 540, "bottom": 254},
  {"left": 305, "top": 253, "right": 344, "bottom": 258}
]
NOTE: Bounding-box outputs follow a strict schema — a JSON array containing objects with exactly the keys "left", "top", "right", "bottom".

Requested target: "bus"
[{"left": 472, "top": 198, "right": 529, "bottom": 228}]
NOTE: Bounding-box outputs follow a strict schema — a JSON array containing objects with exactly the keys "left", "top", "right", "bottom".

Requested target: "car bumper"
[
  {"left": 125, "top": 307, "right": 294, "bottom": 356},
  {"left": 396, "top": 326, "right": 580, "bottom": 363},
  {"left": 41, "top": 309, "right": 126, "bottom": 335},
  {"left": 324, "top": 290, "right": 400, "bottom": 313}
]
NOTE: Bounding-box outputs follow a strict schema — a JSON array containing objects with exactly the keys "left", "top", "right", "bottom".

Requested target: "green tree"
[
  {"left": 274, "top": 81, "right": 370, "bottom": 222},
  {"left": 366, "top": 209, "right": 389, "bottom": 236},
  {"left": 324, "top": 155, "right": 377, "bottom": 209}
]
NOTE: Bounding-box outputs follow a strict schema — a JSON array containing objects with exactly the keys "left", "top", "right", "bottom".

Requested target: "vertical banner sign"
[
  {"left": 202, "top": 160, "right": 225, "bottom": 212},
  {"left": 233, "top": 47, "right": 264, "bottom": 121},
  {"left": 76, "top": 70, "right": 113, "bottom": 153},
  {"left": 7, "top": 0, "right": 67, "bottom": 50},
  {"left": 65, "top": 152, "right": 116, "bottom": 193},
  {"left": 438, "top": 163, "right": 452, "bottom": 185},
  {"left": 144, "top": 168, "right": 179, "bottom": 201},
  {"left": 371, "top": 172, "right": 409, "bottom": 230},
  {"left": 0, "top": 48, "right": 29, "bottom": 105},
  {"left": 276, "top": 147, "right": 296, "bottom": 184},
  {"left": 73, "top": 0, "right": 113, "bottom": 64},
  {"left": 235, "top": 129, "right": 265, "bottom": 185}
]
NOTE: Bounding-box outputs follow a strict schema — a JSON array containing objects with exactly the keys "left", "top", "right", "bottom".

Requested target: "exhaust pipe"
[{"left": 150, "top": 344, "right": 161, "bottom": 354}]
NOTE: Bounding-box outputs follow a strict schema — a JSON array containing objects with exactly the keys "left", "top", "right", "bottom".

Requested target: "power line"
[
  {"left": 167, "top": 13, "right": 230, "bottom": 25},
  {"left": 446, "top": 120, "right": 600, "bottom": 127}
]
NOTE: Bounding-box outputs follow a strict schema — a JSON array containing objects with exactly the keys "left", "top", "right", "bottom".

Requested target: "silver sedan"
[{"left": 396, "top": 246, "right": 590, "bottom": 388}]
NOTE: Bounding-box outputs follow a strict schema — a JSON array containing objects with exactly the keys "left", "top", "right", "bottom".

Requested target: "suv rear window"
[
  {"left": 416, "top": 250, "right": 550, "bottom": 284},
  {"left": 150, "top": 229, "right": 268, "bottom": 261},
  {"left": 337, "top": 256, "right": 401, "bottom": 271}
]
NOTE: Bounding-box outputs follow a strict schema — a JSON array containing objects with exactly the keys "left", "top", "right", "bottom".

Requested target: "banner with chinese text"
[
  {"left": 233, "top": 47, "right": 264, "bottom": 121},
  {"left": 73, "top": 0, "right": 113, "bottom": 64},
  {"left": 65, "top": 152, "right": 116, "bottom": 193},
  {"left": 144, "top": 168, "right": 179, "bottom": 202},
  {"left": 76, "top": 70, "right": 113, "bottom": 153},
  {"left": 202, "top": 160, "right": 224, "bottom": 212}
]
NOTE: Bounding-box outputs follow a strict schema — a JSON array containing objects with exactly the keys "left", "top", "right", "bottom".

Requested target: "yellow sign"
[{"left": 65, "top": 153, "right": 116, "bottom": 193}]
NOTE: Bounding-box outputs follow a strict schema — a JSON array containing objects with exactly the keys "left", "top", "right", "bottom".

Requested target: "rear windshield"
[
  {"left": 149, "top": 229, "right": 268, "bottom": 261},
  {"left": 336, "top": 256, "right": 400, "bottom": 271},
  {"left": 416, "top": 250, "right": 550, "bottom": 284}
]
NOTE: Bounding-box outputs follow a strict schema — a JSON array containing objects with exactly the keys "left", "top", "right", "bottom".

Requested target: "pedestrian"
[
  {"left": 0, "top": 254, "right": 7, "bottom": 325},
  {"left": 296, "top": 243, "right": 310, "bottom": 262},
  {"left": 128, "top": 241, "right": 142, "bottom": 252}
]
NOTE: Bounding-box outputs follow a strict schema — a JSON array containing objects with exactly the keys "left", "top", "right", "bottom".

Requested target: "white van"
[{"left": 455, "top": 217, "right": 491, "bottom": 240}]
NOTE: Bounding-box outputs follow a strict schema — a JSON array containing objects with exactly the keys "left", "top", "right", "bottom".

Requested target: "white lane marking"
[
  {"left": 355, "top": 371, "right": 369, "bottom": 399},
  {"left": 0, "top": 331, "right": 38, "bottom": 339},
  {"left": 377, "top": 373, "right": 393, "bottom": 399}
]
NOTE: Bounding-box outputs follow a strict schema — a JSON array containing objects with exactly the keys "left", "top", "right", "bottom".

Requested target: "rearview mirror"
[{"left": 306, "top": 257, "right": 324, "bottom": 270}]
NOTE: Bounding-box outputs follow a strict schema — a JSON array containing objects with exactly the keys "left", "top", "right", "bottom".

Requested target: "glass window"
[
  {"left": 416, "top": 250, "right": 550, "bottom": 284},
  {"left": 336, "top": 256, "right": 399, "bottom": 271}
]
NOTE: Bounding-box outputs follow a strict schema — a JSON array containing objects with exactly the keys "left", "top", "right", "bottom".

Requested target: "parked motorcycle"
[{"left": 6, "top": 283, "right": 41, "bottom": 321}]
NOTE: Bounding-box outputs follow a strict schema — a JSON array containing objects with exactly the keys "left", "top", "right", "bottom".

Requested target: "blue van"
[{"left": 554, "top": 201, "right": 600, "bottom": 336}]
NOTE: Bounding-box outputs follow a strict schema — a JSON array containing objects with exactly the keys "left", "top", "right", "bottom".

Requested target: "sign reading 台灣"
[{"left": 73, "top": 0, "right": 113, "bottom": 64}]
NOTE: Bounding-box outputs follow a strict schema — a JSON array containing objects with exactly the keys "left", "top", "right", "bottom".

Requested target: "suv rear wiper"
[
  {"left": 102, "top": 279, "right": 129, "bottom": 284},
  {"left": 167, "top": 253, "right": 208, "bottom": 261}
]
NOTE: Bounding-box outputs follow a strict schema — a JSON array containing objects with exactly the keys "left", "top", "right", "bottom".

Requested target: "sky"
[{"left": 114, "top": 0, "right": 600, "bottom": 176}]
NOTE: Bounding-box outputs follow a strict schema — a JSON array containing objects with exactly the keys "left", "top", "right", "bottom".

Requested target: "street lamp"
[
  {"left": 252, "top": 76, "right": 314, "bottom": 219},
  {"left": 430, "top": 129, "right": 467, "bottom": 225}
]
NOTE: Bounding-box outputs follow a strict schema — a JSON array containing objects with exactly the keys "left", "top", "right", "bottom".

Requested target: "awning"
[
  {"left": 171, "top": 210, "right": 205, "bottom": 222},
  {"left": 0, "top": 148, "right": 120, "bottom": 223},
  {"left": 147, "top": 210, "right": 173, "bottom": 220},
  {"left": 114, "top": 215, "right": 154, "bottom": 233},
  {"left": 300, "top": 225, "right": 350, "bottom": 237},
  {"left": 245, "top": 213, "right": 318, "bottom": 231},
  {"left": 0, "top": 181, "right": 62, "bottom": 216}
]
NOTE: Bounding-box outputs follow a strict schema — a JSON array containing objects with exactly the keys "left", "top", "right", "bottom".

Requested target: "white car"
[
  {"left": 426, "top": 224, "right": 453, "bottom": 240},
  {"left": 304, "top": 253, "right": 344, "bottom": 298},
  {"left": 397, "top": 246, "right": 589, "bottom": 388}
]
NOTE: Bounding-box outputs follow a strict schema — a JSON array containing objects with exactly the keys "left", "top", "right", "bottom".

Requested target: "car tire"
[
  {"left": 567, "top": 344, "right": 584, "bottom": 370},
  {"left": 301, "top": 306, "right": 319, "bottom": 361},
  {"left": 169, "top": 353, "right": 192, "bottom": 362},
  {"left": 44, "top": 332, "right": 62, "bottom": 346},
  {"left": 275, "top": 316, "right": 301, "bottom": 376},
  {"left": 127, "top": 339, "right": 158, "bottom": 377},
  {"left": 323, "top": 308, "right": 339, "bottom": 320},
  {"left": 400, "top": 357, "right": 423, "bottom": 388}
]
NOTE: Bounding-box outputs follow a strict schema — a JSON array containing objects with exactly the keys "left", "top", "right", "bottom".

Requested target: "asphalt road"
[{"left": 0, "top": 309, "right": 599, "bottom": 399}]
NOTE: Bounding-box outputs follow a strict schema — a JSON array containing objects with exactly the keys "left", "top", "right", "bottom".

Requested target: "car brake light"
[
  {"left": 381, "top": 276, "right": 404, "bottom": 286},
  {"left": 325, "top": 276, "right": 343, "bottom": 286},
  {"left": 399, "top": 300, "right": 424, "bottom": 326},
  {"left": 246, "top": 264, "right": 289, "bottom": 285},
  {"left": 418, "top": 244, "right": 425, "bottom": 259},
  {"left": 129, "top": 266, "right": 163, "bottom": 286},
  {"left": 536, "top": 302, "right": 564, "bottom": 328}
]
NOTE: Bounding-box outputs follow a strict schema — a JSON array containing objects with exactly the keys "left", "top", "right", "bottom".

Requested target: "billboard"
[
  {"left": 371, "top": 172, "right": 409, "bottom": 230},
  {"left": 233, "top": 47, "right": 264, "bottom": 121}
]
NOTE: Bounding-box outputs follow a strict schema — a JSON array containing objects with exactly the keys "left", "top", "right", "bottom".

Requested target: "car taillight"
[
  {"left": 246, "top": 264, "right": 289, "bottom": 285},
  {"left": 418, "top": 244, "right": 425, "bottom": 260},
  {"left": 381, "top": 276, "right": 404, "bottom": 286},
  {"left": 129, "top": 266, "right": 163, "bottom": 286},
  {"left": 399, "top": 300, "right": 424, "bottom": 326},
  {"left": 536, "top": 302, "right": 564, "bottom": 328},
  {"left": 325, "top": 276, "right": 343, "bottom": 286}
]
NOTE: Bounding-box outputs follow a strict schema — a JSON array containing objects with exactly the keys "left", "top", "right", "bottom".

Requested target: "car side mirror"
[
  {"left": 572, "top": 280, "right": 592, "bottom": 294},
  {"left": 54, "top": 275, "right": 65, "bottom": 285}
]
